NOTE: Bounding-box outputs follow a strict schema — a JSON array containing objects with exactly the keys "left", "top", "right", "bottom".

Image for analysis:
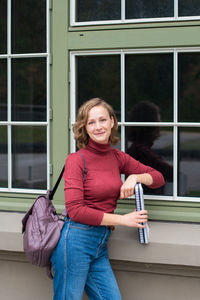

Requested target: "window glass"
[
  {"left": 178, "top": 53, "right": 200, "bottom": 122},
  {"left": 11, "top": 58, "right": 46, "bottom": 121},
  {"left": 112, "top": 127, "right": 121, "bottom": 150},
  {"left": 11, "top": 0, "right": 46, "bottom": 53},
  {"left": 178, "top": 128, "right": 200, "bottom": 197},
  {"left": 12, "top": 126, "right": 47, "bottom": 189},
  {"left": 0, "top": 59, "right": 7, "bottom": 121},
  {"left": 76, "top": 0, "right": 121, "bottom": 22},
  {"left": 126, "top": 0, "right": 174, "bottom": 19},
  {"left": 126, "top": 127, "right": 173, "bottom": 195},
  {"left": 0, "top": 126, "right": 8, "bottom": 187},
  {"left": 0, "top": 0, "right": 7, "bottom": 54},
  {"left": 125, "top": 54, "right": 173, "bottom": 122},
  {"left": 179, "top": 0, "right": 200, "bottom": 17},
  {"left": 76, "top": 55, "right": 121, "bottom": 120}
]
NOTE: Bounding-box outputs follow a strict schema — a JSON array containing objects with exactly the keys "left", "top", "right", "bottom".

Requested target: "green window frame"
[
  {"left": 0, "top": 0, "right": 51, "bottom": 211},
  {"left": 69, "top": 49, "right": 200, "bottom": 222},
  {"left": 70, "top": 0, "right": 200, "bottom": 26}
]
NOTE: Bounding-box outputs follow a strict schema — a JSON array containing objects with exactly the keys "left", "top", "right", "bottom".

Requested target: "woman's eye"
[{"left": 88, "top": 121, "right": 94, "bottom": 125}]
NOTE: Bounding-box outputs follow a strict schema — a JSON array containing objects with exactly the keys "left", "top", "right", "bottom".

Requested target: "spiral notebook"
[{"left": 135, "top": 183, "right": 149, "bottom": 244}]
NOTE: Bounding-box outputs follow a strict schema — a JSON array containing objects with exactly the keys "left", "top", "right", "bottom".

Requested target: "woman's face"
[{"left": 86, "top": 105, "right": 114, "bottom": 144}]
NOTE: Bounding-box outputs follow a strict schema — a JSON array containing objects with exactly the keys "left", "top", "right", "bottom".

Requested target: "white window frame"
[
  {"left": 70, "top": 0, "right": 200, "bottom": 26},
  {"left": 0, "top": 0, "right": 50, "bottom": 194},
  {"left": 70, "top": 48, "right": 200, "bottom": 203}
]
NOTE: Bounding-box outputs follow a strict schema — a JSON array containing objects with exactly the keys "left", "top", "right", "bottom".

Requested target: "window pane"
[
  {"left": 12, "top": 126, "right": 47, "bottom": 189},
  {"left": 11, "top": 0, "right": 46, "bottom": 53},
  {"left": 11, "top": 58, "right": 46, "bottom": 121},
  {"left": 178, "top": 128, "right": 200, "bottom": 197},
  {"left": 178, "top": 53, "right": 200, "bottom": 122},
  {"left": 0, "top": 126, "right": 8, "bottom": 187},
  {"left": 0, "top": 59, "right": 7, "bottom": 121},
  {"left": 126, "top": 0, "right": 173, "bottom": 19},
  {"left": 179, "top": 0, "right": 200, "bottom": 16},
  {"left": 113, "top": 126, "right": 121, "bottom": 150},
  {"left": 126, "top": 126, "right": 173, "bottom": 195},
  {"left": 0, "top": 0, "right": 7, "bottom": 54},
  {"left": 76, "top": 0, "right": 121, "bottom": 22},
  {"left": 125, "top": 54, "right": 173, "bottom": 122},
  {"left": 76, "top": 55, "right": 121, "bottom": 121}
]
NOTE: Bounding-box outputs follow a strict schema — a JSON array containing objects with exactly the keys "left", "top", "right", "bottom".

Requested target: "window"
[
  {"left": 70, "top": 49, "right": 200, "bottom": 201},
  {"left": 71, "top": 0, "right": 200, "bottom": 25},
  {"left": 0, "top": 0, "right": 50, "bottom": 193}
]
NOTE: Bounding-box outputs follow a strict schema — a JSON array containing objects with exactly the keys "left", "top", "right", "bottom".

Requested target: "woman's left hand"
[{"left": 120, "top": 175, "right": 137, "bottom": 199}]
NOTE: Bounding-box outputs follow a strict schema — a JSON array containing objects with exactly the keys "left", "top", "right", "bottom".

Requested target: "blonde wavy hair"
[{"left": 73, "top": 98, "right": 119, "bottom": 149}]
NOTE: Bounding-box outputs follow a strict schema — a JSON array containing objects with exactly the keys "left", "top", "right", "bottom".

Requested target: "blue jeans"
[{"left": 51, "top": 219, "right": 122, "bottom": 300}]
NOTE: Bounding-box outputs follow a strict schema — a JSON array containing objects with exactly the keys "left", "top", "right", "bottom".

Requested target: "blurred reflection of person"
[{"left": 126, "top": 101, "right": 173, "bottom": 194}]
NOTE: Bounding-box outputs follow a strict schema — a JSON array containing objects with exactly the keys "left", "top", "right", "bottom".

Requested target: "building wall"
[
  {"left": 1, "top": 212, "right": 200, "bottom": 300},
  {"left": 1, "top": 1, "right": 200, "bottom": 299}
]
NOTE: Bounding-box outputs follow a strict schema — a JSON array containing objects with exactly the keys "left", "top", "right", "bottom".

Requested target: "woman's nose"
[{"left": 95, "top": 121, "right": 102, "bottom": 129}]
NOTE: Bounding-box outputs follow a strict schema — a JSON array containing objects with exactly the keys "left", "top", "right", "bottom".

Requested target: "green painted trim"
[
  {"left": 1, "top": 0, "right": 200, "bottom": 224},
  {"left": 50, "top": 0, "right": 70, "bottom": 206},
  {"left": 67, "top": 26, "right": 200, "bottom": 50},
  {"left": 69, "top": 20, "right": 200, "bottom": 32}
]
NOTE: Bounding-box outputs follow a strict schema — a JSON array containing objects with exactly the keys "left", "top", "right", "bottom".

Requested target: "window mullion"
[
  {"left": 70, "top": 0, "right": 76, "bottom": 26},
  {"left": 174, "top": 0, "right": 178, "bottom": 19},
  {"left": 173, "top": 51, "right": 178, "bottom": 198},
  {"left": 70, "top": 53, "right": 76, "bottom": 153},
  {"left": 121, "top": 0, "right": 125, "bottom": 22},
  {"left": 7, "top": 0, "right": 12, "bottom": 190},
  {"left": 121, "top": 51, "right": 125, "bottom": 152}
]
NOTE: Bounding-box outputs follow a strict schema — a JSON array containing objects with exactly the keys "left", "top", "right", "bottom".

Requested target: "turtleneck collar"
[{"left": 86, "top": 138, "right": 111, "bottom": 153}]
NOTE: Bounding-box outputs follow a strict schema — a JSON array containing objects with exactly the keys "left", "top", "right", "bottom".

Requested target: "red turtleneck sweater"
[{"left": 63, "top": 139, "right": 165, "bottom": 226}]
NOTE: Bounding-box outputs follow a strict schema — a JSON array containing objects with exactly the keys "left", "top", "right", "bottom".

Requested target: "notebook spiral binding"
[{"left": 135, "top": 183, "right": 149, "bottom": 244}]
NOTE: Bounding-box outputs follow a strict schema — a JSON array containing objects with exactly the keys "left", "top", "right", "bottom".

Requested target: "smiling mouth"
[{"left": 95, "top": 132, "right": 105, "bottom": 136}]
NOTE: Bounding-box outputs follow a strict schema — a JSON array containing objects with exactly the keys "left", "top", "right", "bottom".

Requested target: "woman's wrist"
[
  {"left": 101, "top": 213, "right": 124, "bottom": 226},
  {"left": 133, "top": 173, "right": 153, "bottom": 186}
]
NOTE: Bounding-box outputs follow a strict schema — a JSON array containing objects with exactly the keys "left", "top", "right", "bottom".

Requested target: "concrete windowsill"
[{"left": 0, "top": 212, "right": 200, "bottom": 267}]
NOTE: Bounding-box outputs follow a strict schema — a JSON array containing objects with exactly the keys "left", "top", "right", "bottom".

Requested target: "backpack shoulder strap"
[
  {"left": 49, "top": 166, "right": 65, "bottom": 200},
  {"left": 78, "top": 152, "right": 87, "bottom": 180},
  {"left": 49, "top": 152, "right": 87, "bottom": 200}
]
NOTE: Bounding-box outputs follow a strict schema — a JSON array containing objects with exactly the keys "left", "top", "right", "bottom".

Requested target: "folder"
[{"left": 135, "top": 183, "right": 149, "bottom": 244}]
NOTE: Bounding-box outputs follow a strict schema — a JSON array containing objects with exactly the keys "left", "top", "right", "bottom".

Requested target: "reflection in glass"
[
  {"left": 179, "top": 0, "right": 200, "bottom": 16},
  {"left": 126, "top": 0, "right": 173, "bottom": 19},
  {"left": 178, "top": 128, "right": 200, "bottom": 197},
  {"left": 76, "top": 55, "right": 121, "bottom": 121},
  {"left": 112, "top": 126, "right": 121, "bottom": 151},
  {"left": 125, "top": 54, "right": 173, "bottom": 122},
  {"left": 11, "top": 58, "right": 46, "bottom": 121},
  {"left": 11, "top": 0, "right": 46, "bottom": 53},
  {"left": 0, "top": 60, "right": 7, "bottom": 121},
  {"left": 126, "top": 126, "right": 173, "bottom": 195},
  {"left": 12, "top": 126, "right": 47, "bottom": 189},
  {"left": 0, "top": 0, "right": 7, "bottom": 54},
  {"left": 0, "top": 126, "right": 8, "bottom": 187},
  {"left": 76, "top": 0, "right": 121, "bottom": 22},
  {"left": 178, "top": 53, "right": 200, "bottom": 122}
]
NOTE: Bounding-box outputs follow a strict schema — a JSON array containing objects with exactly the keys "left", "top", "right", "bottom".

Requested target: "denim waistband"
[{"left": 65, "top": 217, "right": 115, "bottom": 231}]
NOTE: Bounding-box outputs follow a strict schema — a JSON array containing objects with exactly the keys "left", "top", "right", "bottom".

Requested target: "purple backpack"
[{"left": 22, "top": 153, "right": 87, "bottom": 278}]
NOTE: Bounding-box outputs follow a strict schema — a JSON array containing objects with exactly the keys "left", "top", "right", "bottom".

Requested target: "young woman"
[{"left": 51, "top": 98, "right": 165, "bottom": 300}]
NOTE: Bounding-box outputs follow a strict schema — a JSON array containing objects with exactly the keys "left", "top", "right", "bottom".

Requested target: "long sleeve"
[
  {"left": 113, "top": 149, "right": 165, "bottom": 189},
  {"left": 63, "top": 139, "right": 165, "bottom": 227}
]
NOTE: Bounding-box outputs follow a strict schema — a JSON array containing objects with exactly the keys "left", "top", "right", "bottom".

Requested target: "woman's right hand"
[{"left": 120, "top": 209, "right": 148, "bottom": 228}]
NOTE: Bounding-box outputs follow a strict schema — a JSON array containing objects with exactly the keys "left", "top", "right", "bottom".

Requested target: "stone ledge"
[
  {"left": 108, "top": 221, "right": 200, "bottom": 267},
  {"left": 1, "top": 212, "right": 200, "bottom": 268}
]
